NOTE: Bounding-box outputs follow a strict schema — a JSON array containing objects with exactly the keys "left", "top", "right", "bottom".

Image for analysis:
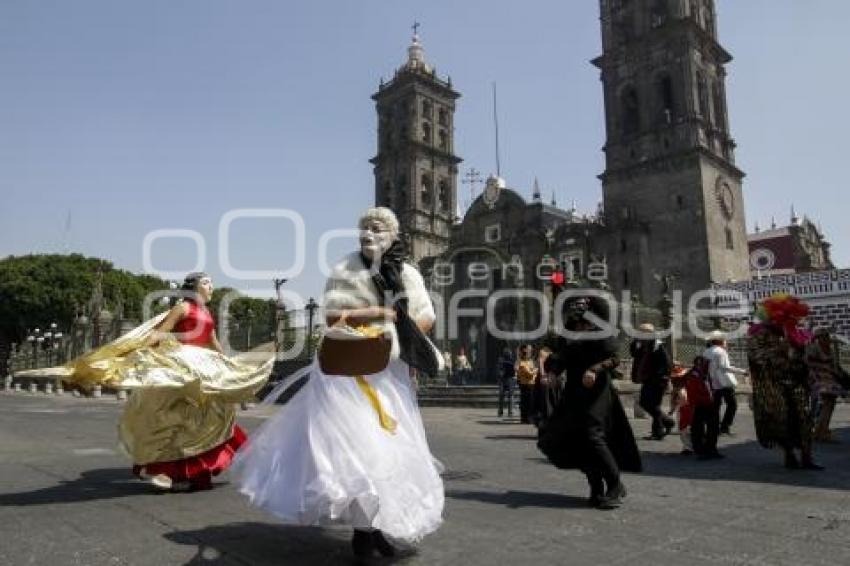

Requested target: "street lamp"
[
  {"left": 245, "top": 308, "right": 255, "bottom": 350},
  {"left": 26, "top": 333, "right": 36, "bottom": 368},
  {"left": 305, "top": 297, "right": 319, "bottom": 357}
]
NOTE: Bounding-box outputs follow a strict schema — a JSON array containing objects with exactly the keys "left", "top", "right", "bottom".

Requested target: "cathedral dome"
[{"left": 402, "top": 30, "right": 433, "bottom": 74}]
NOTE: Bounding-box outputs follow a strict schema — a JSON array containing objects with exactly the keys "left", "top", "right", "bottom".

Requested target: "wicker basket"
[{"left": 318, "top": 326, "right": 392, "bottom": 376}]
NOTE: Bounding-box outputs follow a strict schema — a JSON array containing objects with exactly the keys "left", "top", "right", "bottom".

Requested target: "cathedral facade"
[{"left": 373, "top": 2, "right": 750, "bottom": 375}]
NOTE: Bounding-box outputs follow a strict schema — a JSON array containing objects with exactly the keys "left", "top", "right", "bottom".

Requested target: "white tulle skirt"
[{"left": 232, "top": 359, "right": 444, "bottom": 542}]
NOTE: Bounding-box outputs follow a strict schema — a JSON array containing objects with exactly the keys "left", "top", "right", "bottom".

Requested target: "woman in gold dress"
[{"left": 21, "top": 272, "right": 273, "bottom": 491}]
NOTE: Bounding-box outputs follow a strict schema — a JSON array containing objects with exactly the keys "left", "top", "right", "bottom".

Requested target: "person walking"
[
  {"left": 538, "top": 295, "right": 641, "bottom": 509},
  {"left": 516, "top": 345, "right": 538, "bottom": 424},
  {"left": 748, "top": 293, "right": 822, "bottom": 470},
  {"left": 497, "top": 347, "right": 516, "bottom": 418},
  {"left": 704, "top": 331, "right": 748, "bottom": 435},
  {"left": 630, "top": 324, "right": 675, "bottom": 440},
  {"left": 455, "top": 349, "right": 471, "bottom": 385},
  {"left": 806, "top": 328, "right": 847, "bottom": 443}
]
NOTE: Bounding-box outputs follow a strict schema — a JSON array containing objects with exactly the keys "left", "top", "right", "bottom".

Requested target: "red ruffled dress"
[{"left": 132, "top": 301, "right": 247, "bottom": 489}]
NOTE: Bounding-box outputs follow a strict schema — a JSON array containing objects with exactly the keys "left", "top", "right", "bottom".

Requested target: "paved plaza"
[{"left": 1, "top": 391, "right": 849, "bottom": 565}]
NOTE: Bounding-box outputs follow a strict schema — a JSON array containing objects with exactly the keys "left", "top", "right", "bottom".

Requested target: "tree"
[{"left": 0, "top": 254, "right": 168, "bottom": 345}]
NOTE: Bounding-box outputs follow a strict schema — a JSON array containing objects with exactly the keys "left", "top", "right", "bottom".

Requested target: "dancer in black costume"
[{"left": 538, "top": 295, "right": 642, "bottom": 509}]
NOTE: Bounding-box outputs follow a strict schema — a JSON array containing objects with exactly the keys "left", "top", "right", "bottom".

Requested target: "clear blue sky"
[{"left": 2, "top": 1, "right": 848, "bottom": 305}]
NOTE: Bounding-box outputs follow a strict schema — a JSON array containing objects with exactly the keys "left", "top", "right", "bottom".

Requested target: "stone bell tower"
[
  {"left": 370, "top": 26, "right": 462, "bottom": 263},
  {"left": 595, "top": 0, "right": 749, "bottom": 304}
]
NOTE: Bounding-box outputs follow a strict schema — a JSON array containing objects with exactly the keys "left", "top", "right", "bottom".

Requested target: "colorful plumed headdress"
[{"left": 751, "top": 292, "right": 812, "bottom": 347}]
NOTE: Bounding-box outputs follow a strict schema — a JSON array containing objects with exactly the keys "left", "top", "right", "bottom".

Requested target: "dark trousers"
[
  {"left": 639, "top": 381, "right": 675, "bottom": 437},
  {"left": 583, "top": 427, "right": 621, "bottom": 492},
  {"left": 713, "top": 387, "right": 737, "bottom": 431},
  {"left": 691, "top": 403, "right": 720, "bottom": 455},
  {"left": 498, "top": 379, "right": 514, "bottom": 416},
  {"left": 519, "top": 384, "right": 534, "bottom": 423}
]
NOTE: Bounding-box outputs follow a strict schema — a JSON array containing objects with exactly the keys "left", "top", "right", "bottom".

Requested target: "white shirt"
[{"left": 703, "top": 345, "right": 747, "bottom": 390}]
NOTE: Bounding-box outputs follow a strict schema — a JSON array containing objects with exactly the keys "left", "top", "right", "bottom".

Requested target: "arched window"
[
  {"left": 712, "top": 83, "right": 726, "bottom": 131},
  {"left": 621, "top": 87, "right": 640, "bottom": 136},
  {"left": 725, "top": 227, "right": 734, "bottom": 250},
  {"left": 696, "top": 72, "right": 709, "bottom": 119},
  {"left": 420, "top": 174, "right": 432, "bottom": 207},
  {"left": 658, "top": 74, "right": 675, "bottom": 123},
  {"left": 422, "top": 122, "right": 431, "bottom": 144},
  {"left": 438, "top": 179, "right": 449, "bottom": 212}
]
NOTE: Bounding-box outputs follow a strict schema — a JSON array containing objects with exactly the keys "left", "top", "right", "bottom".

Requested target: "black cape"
[{"left": 537, "top": 335, "right": 642, "bottom": 473}]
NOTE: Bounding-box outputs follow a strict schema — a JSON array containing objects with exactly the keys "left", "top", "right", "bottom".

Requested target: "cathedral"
[{"left": 372, "top": 1, "right": 752, "bottom": 373}]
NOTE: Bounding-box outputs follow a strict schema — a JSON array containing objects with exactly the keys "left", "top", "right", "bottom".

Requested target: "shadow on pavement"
[
  {"left": 447, "top": 488, "right": 586, "bottom": 509},
  {"left": 623, "top": 425, "right": 849, "bottom": 491},
  {"left": 0, "top": 467, "right": 153, "bottom": 506},
  {"left": 163, "top": 522, "right": 416, "bottom": 565}
]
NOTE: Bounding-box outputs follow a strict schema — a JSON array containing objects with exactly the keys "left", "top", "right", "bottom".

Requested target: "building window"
[
  {"left": 620, "top": 238, "right": 628, "bottom": 252},
  {"left": 438, "top": 108, "right": 448, "bottom": 126},
  {"left": 438, "top": 179, "right": 450, "bottom": 212},
  {"left": 422, "top": 122, "right": 431, "bottom": 144},
  {"left": 422, "top": 99, "right": 432, "bottom": 117},
  {"left": 623, "top": 268, "right": 629, "bottom": 287},
  {"left": 621, "top": 87, "right": 640, "bottom": 136},
  {"left": 676, "top": 194, "right": 684, "bottom": 209},
  {"left": 485, "top": 224, "right": 501, "bottom": 243},
  {"left": 696, "top": 72, "right": 709, "bottom": 119},
  {"left": 725, "top": 227, "right": 734, "bottom": 250},
  {"left": 658, "top": 74, "right": 675, "bottom": 124},
  {"left": 438, "top": 129, "right": 448, "bottom": 150},
  {"left": 712, "top": 84, "right": 726, "bottom": 131},
  {"left": 420, "top": 174, "right": 432, "bottom": 207}
]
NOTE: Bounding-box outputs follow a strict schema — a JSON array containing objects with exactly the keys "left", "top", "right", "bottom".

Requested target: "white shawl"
[{"left": 323, "top": 252, "right": 443, "bottom": 370}]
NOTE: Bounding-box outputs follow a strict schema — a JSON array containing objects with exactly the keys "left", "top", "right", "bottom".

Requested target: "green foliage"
[
  {"left": 208, "top": 287, "right": 274, "bottom": 327},
  {"left": 0, "top": 254, "right": 168, "bottom": 344}
]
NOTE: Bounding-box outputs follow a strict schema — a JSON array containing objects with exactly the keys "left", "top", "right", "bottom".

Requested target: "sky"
[{"left": 1, "top": 0, "right": 848, "bottom": 306}]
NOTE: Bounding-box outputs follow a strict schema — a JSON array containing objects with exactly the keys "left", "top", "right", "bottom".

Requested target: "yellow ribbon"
[
  {"left": 355, "top": 376, "right": 398, "bottom": 434},
  {"left": 350, "top": 324, "right": 397, "bottom": 434}
]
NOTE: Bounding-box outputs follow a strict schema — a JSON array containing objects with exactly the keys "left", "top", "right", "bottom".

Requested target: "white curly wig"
[{"left": 358, "top": 207, "right": 400, "bottom": 239}]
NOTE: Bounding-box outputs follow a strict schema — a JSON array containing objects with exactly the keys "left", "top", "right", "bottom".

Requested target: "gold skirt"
[{"left": 17, "top": 314, "right": 273, "bottom": 464}]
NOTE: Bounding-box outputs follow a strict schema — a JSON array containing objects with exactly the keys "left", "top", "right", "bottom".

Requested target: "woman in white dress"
[{"left": 234, "top": 207, "right": 444, "bottom": 559}]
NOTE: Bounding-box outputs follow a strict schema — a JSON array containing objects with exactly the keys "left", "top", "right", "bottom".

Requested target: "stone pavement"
[{"left": 0, "top": 391, "right": 849, "bottom": 565}]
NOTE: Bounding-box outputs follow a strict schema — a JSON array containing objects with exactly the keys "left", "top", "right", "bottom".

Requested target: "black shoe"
[
  {"left": 664, "top": 421, "right": 675, "bottom": 436},
  {"left": 587, "top": 482, "right": 604, "bottom": 507},
  {"left": 801, "top": 460, "right": 825, "bottom": 471},
  {"left": 680, "top": 449, "right": 694, "bottom": 456},
  {"left": 351, "top": 529, "right": 374, "bottom": 558},
  {"left": 597, "top": 482, "right": 626, "bottom": 509},
  {"left": 720, "top": 427, "right": 733, "bottom": 436},
  {"left": 371, "top": 530, "right": 396, "bottom": 558},
  {"left": 643, "top": 434, "right": 666, "bottom": 441}
]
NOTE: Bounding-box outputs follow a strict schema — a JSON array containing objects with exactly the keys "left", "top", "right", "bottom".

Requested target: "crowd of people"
[{"left": 494, "top": 294, "right": 848, "bottom": 480}]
